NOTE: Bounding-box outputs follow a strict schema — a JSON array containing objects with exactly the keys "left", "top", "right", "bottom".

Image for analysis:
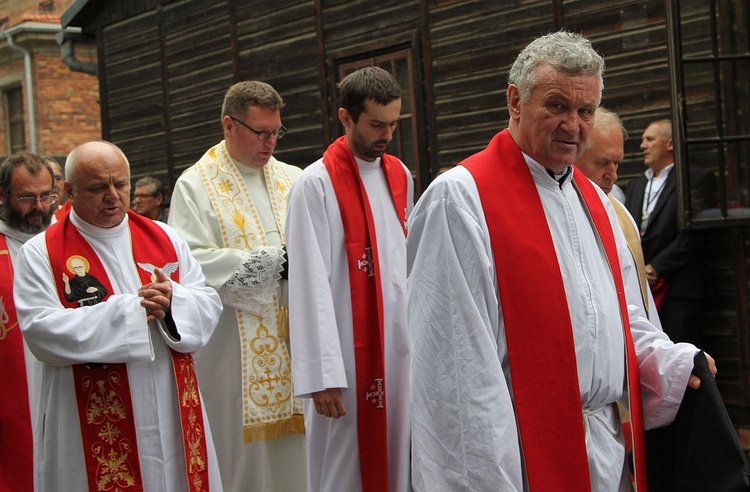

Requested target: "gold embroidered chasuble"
[{"left": 195, "top": 141, "right": 304, "bottom": 442}]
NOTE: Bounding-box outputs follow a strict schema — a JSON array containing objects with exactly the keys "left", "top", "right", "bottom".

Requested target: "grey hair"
[
  {"left": 508, "top": 30, "right": 605, "bottom": 105},
  {"left": 134, "top": 176, "right": 164, "bottom": 197},
  {"left": 650, "top": 119, "right": 673, "bottom": 139},
  {"left": 581, "top": 107, "right": 628, "bottom": 151},
  {"left": 65, "top": 141, "right": 130, "bottom": 186},
  {"left": 221, "top": 81, "right": 284, "bottom": 120},
  {"left": 598, "top": 107, "right": 628, "bottom": 136}
]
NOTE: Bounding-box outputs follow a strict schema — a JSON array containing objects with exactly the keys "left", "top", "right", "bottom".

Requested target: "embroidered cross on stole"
[
  {"left": 195, "top": 141, "right": 304, "bottom": 443},
  {"left": 323, "top": 135, "right": 408, "bottom": 492}
]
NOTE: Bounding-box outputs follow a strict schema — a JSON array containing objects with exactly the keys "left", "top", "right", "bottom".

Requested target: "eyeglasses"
[
  {"left": 230, "top": 117, "right": 287, "bottom": 141},
  {"left": 13, "top": 193, "right": 58, "bottom": 205},
  {"left": 133, "top": 193, "right": 157, "bottom": 200}
]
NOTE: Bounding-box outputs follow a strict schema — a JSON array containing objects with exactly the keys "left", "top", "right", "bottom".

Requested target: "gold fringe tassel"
[
  {"left": 243, "top": 414, "right": 305, "bottom": 443},
  {"left": 277, "top": 305, "right": 289, "bottom": 340}
]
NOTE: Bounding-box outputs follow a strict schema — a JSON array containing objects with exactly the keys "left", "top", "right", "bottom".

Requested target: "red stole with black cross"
[
  {"left": 463, "top": 130, "right": 648, "bottom": 491},
  {"left": 0, "top": 233, "right": 34, "bottom": 492},
  {"left": 322, "top": 136, "right": 407, "bottom": 492},
  {"left": 45, "top": 211, "right": 210, "bottom": 492}
]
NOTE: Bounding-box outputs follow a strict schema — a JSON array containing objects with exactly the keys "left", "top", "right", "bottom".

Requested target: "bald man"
[{"left": 14, "top": 141, "right": 224, "bottom": 491}]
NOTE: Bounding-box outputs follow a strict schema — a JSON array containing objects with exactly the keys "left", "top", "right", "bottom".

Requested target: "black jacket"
[
  {"left": 625, "top": 168, "right": 707, "bottom": 299},
  {"left": 645, "top": 352, "right": 750, "bottom": 492}
]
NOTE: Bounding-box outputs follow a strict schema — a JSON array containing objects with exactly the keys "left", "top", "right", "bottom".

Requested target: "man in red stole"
[
  {"left": 13, "top": 141, "right": 224, "bottom": 491},
  {"left": 286, "top": 66, "right": 413, "bottom": 492},
  {"left": 407, "top": 31, "right": 713, "bottom": 492},
  {"left": 0, "top": 151, "right": 56, "bottom": 492}
]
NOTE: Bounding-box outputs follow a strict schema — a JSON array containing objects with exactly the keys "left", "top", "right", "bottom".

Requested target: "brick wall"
[
  {"left": 33, "top": 44, "right": 100, "bottom": 156},
  {"left": 0, "top": 0, "right": 100, "bottom": 159},
  {"left": 0, "top": 38, "right": 100, "bottom": 158}
]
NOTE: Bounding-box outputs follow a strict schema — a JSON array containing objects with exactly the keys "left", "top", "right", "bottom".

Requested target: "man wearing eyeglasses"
[
  {"left": 0, "top": 151, "right": 56, "bottom": 490},
  {"left": 132, "top": 176, "right": 168, "bottom": 222},
  {"left": 169, "top": 80, "right": 306, "bottom": 491}
]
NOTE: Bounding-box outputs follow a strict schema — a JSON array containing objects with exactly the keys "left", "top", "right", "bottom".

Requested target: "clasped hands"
[{"left": 138, "top": 267, "right": 172, "bottom": 322}]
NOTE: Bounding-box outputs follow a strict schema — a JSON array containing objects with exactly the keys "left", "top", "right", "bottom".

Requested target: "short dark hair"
[
  {"left": 221, "top": 81, "right": 284, "bottom": 120},
  {"left": 134, "top": 176, "right": 165, "bottom": 198},
  {"left": 338, "top": 66, "right": 402, "bottom": 123},
  {"left": 0, "top": 151, "right": 53, "bottom": 195}
]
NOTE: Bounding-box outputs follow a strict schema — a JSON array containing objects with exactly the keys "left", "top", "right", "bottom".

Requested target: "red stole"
[
  {"left": 45, "top": 211, "right": 210, "bottom": 492},
  {"left": 322, "top": 136, "right": 407, "bottom": 492},
  {"left": 54, "top": 200, "right": 71, "bottom": 222},
  {"left": 463, "top": 130, "right": 647, "bottom": 491},
  {"left": 0, "top": 234, "right": 34, "bottom": 492}
]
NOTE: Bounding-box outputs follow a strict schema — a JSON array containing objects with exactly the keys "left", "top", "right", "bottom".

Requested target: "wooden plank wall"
[
  {"left": 428, "top": 0, "right": 554, "bottom": 172},
  {"left": 234, "top": 1, "right": 319, "bottom": 168}
]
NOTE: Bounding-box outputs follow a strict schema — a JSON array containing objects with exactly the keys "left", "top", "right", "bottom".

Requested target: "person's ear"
[{"left": 507, "top": 85, "right": 522, "bottom": 120}]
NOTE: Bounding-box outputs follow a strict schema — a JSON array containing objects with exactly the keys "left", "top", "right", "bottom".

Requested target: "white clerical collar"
[
  {"left": 355, "top": 155, "right": 381, "bottom": 174},
  {"left": 69, "top": 208, "right": 130, "bottom": 239},
  {"left": 645, "top": 163, "right": 674, "bottom": 180},
  {"left": 0, "top": 218, "right": 36, "bottom": 243}
]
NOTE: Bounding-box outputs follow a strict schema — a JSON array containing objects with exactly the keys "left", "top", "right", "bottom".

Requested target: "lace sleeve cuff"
[{"left": 217, "top": 245, "right": 286, "bottom": 316}]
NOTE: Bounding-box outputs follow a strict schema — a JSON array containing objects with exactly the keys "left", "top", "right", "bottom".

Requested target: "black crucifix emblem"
[
  {"left": 357, "top": 247, "right": 375, "bottom": 277},
  {"left": 366, "top": 378, "right": 384, "bottom": 409}
]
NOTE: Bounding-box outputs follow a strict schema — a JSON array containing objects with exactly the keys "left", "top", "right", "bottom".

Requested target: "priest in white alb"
[
  {"left": 14, "top": 141, "right": 223, "bottom": 491},
  {"left": 407, "top": 31, "right": 714, "bottom": 492},
  {"left": 169, "top": 81, "right": 306, "bottom": 492},
  {"left": 286, "top": 66, "right": 413, "bottom": 492}
]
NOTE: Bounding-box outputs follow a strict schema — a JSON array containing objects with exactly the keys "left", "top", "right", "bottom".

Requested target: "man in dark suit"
[{"left": 625, "top": 119, "right": 710, "bottom": 345}]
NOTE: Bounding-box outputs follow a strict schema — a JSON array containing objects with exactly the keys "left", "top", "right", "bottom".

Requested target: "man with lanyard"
[
  {"left": 0, "top": 151, "right": 56, "bottom": 491},
  {"left": 169, "top": 81, "right": 306, "bottom": 491},
  {"left": 286, "top": 66, "right": 413, "bottom": 492},
  {"left": 407, "top": 31, "right": 713, "bottom": 491},
  {"left": 625, "top": 119, "right": 708, "bottom": 345},
  {"left": 14, "top": 141, "right": 223, "bottom": 491}
]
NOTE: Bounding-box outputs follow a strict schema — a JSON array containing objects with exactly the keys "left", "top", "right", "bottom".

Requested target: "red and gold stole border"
[
  {"left": 0, "top": 234, "right": 34, "bottom": 491},
  {"left": 322, "top": 136, "right": 407, "bottom": 492},
  {"left": 46, "top": 215, "right": 143, "bottom": 492},
  {"left": 45, "top": 211, "right": 210, "bottom": 492}
]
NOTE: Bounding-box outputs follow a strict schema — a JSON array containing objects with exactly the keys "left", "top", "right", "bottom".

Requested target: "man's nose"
[
  {"left": 560, "top": 111, "right": 583, "bottom": 135},
  {"left": 104, "top": 184, "right": 119, "bottom": 199},
  {"left": 605, "top": 163, "right": 619, "bottom": 182},
  {"left": 33, "top": 199, "right": 47, "bottom": 211}
]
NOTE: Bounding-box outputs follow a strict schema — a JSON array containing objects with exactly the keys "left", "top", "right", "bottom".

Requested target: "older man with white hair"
[{"left": 407, "top": 31, "right": 710, "bottom": 492}]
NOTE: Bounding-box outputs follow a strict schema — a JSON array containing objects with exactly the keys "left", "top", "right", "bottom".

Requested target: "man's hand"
[
  {"left": 138, "top": 267, "right": 172, "bottom": 322},
  {"left": 644, "top": 263, "right": 659, "bottom": 285},
  {"left": 312, "top": 388, "right": 346, "bottom": 418},
  {"left": 688, "top": 352, "right": 717, "bottom": 390}
]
